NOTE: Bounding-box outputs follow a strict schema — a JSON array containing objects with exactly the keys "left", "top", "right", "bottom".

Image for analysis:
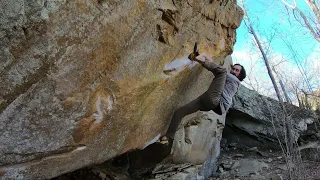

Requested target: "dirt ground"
[
  {"left": 53, "top": 143, "right": 320, "bottom": 180},
  {"left": 210, "top": 144, "right": 320, "bottom": 180}
]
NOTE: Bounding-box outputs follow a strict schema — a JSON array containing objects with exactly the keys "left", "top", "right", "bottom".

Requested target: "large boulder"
[
  {"left": 172, "top": 111, "right": 225, "bottom": 179},
  {"left": 127, "top": 111, "right": 225, "bottom": 180},
  {"left": 224, "top": 85, "right": 316, "bottom": 148},
  {"left": 0, "top": 0, "right": 243, "bottom": 179},
  {"left": 172, "top": 111, "right": 225, "bottom": 164}
]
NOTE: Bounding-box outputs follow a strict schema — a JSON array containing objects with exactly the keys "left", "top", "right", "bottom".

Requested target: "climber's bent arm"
[{"left": 195, "top": 54, "right": 221, "bottom": 72}]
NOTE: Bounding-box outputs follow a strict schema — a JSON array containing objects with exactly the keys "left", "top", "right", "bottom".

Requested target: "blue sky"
[
  {"left": 231, "top": 0, "right": 320, "bottom": 99},
  {"left": 234, "top": 0, "right": 318, "bottom": 58}
]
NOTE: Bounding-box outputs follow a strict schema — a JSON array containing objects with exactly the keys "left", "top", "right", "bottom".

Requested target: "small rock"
[
  {"left": 277, "top": 164, "right": 287, "bottom": 171},
  {"left": 229, "top": 143, "right": 237, "bottom": 147},
  {"left": 234, "top": 154, "right": 244, "bottom": 158},
  {"left": 256, "top": 150, "right": 268, "bottom": 157},
  {"left": 277, "top": 156, "right": 282, "bottom": 159},
  {"left": 231, "top": 161, "right": 240, "bottom": 169},
  {"left": 183, "top": 167, "right": 197, "bottom": 173},
  {"left": 269, "top": 149, "right": 273, "bottom": 152},
  {"left": 250, "top": 174, "right": 263, "bottom": 179},
  {"left": 222, "top": 164, "right": 231, "bottom": 169},
  {"left": 248, "top": 147, "right": 258, "bottom": 151},
  {"left": 267, "top": 158, "right": 272, "bottom": 163},
  {"left": 220, "top": 138, "right": 227, "bottom": 148},
  {"left": 220, "top": 161, "right": 229, "bottom": 166},
  {"left": 271, "top": 174, "right": 283, "bottom": 180},
  {"left": 219, "top": 167, "right": 224, "bottom": 173},
  {"left": 219, "top": 171, "right": 230, "bottom": 178}
]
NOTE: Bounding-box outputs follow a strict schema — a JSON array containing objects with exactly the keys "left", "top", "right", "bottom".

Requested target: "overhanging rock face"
[
  {"left": 0, "top": 0, "right": 243, "bottom": 179},
  {"left": 224, "top": 85, "right": 316, "bottom": 148}
]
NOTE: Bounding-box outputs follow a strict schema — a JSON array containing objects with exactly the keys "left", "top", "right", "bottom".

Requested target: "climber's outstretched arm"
[{"left": 194, "top": 54, "right": 225, "bottom": 73}]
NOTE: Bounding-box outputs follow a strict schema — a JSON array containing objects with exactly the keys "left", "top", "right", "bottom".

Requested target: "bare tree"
[
  {"left": 240, "top": 3, "right": 283, "bottom": 102},
  {"left": 281, "top": 0, "right": 320, "bottom": 42},
  {"left": 240, "top": 0, "right": 295, "bottom": 178},
  {"left": 291, "top": 82, "right": 303, "bottom": 107},
  {"left": 272, "top": 66, "right": 292, "bottom": 104},
  {"left": 275, "top": 35, "right": 320, "bottom": 109}
]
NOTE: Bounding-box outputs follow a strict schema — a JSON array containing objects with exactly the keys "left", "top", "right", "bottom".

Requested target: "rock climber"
[{"left": 160, "top": 53, "right": 246, "bottom": 145}]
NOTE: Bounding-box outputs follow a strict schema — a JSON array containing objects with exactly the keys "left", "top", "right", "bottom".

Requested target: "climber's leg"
[
  {"left": 200, "top": 68, "right": 227, "bottom": 114},
  {"left": 165, "top": 97, "right": 207, "bottom": 139}
]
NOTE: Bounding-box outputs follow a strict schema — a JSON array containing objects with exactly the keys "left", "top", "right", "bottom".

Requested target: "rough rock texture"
[
  {"left": 0, "top": 0, "right": 243, "bottom": 179},
  {"left": 299, "top": 118, "right": 320, "bottom": 162},
  {"left": 299, "top": 142, "right": 320, "bottom": 162},
  {"left": 224, "top": 86, "right": 317, "bottom": 148},
  {"left": 163, "top": 111, "right": 225, "bottom": 179},
  {"left": 172, "top": 111, "right": 225, "bottom": 165},
  {"left": 86, "top": 103, "right": 227, "bottom": 180}
]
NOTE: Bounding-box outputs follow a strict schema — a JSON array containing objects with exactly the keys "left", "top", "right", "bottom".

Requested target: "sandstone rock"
[
  {"left": 218, "top": 171, "right": 230, "bottom": 178},
  {"left": 224, "top": 86, "right": 317, "bottom": 148},
  {"left": 248, "top": 147, "right": 258, "bottom": 151},
  {"left": 271, "top": 174, "right": 284, "bottom": 180},
  {"left": 299, "top": 119, "right": 320, "bottom": 142},
  {"left": 170, "top": 110, "right": 227, "bottom": 179},
  {"left": 266, "top": 158, "right": 273, "bottom": 163},
  {"left": 218, "top": 166, "right": 224, "bottom": 173},
  {"left": 0, "top": 0, "right": 244, "bottom": 179},
  {"left": 172, "top": 111, "right": 225, "bottom": 164},
  {"left": 230, "top": 161, "right": 240, "bottom": 169},
  {"left": 234, "top": 154, "right": 244, "bottom": 158},
  {"left": 299, "top": 141, "right": 320, "bottom": 162},
  {"left": 220, "top": 138, "right": 228, "bottom": 148},
  {"left": 221, "top": 163, "right": 231, "bottom": 169}
]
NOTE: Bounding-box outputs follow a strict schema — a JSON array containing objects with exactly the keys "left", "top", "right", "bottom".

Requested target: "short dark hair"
[{"left": 234, "top": 64, "right": 246, "bottom": 81}]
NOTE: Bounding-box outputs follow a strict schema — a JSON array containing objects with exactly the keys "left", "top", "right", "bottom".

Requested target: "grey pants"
[{"left": 166, "top": 63, "right": 227, "bottom": 139}]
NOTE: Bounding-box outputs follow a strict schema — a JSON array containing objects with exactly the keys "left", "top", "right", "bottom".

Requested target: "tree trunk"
[
  {"left": 272, "top": 67, "right": 292, "bottom": 104},
  {"left": 304, "top": 0, "right": 320, "bottom": 22},
  {"left": 240, "top": 0, "right": 295, "bottom": 177},
  {"left": 295, "top": 88, "right": 303, "bottom": 108},
  {"left": 303, "top": 91, "right": 311, "bottom": 109}
]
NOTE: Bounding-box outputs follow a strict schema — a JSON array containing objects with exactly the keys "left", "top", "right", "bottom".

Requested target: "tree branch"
[
  {"left": 282, "top": 0, "right": 320, "bottom": 42},
  {"left": 305, "top": 0, "right": 320, "bottom": 22}
]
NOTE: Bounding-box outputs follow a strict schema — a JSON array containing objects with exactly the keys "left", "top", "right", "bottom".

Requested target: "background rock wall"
[
  {"left": 224, "top": 86, "right": 316, "bottom": 148},
  {"left": 0, "top": 0, "right": 243, "bottom": 179}
]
